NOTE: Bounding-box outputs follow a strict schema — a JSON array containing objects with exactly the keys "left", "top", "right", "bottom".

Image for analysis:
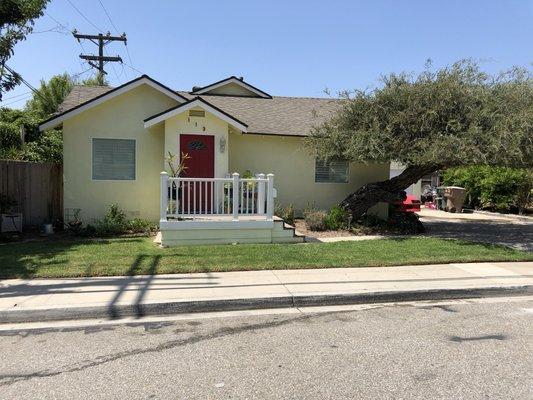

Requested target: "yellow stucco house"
[{"left": 39, "top": 75, "right": 388, "bottom": 246}]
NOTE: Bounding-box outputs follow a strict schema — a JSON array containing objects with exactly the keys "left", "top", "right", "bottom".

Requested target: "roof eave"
[
  {"left": 190, "top": 76, "right": 272, "bottom": 99},
  {"left": 38, "top": 75, "right": 187, "bottom": 131},
  {"left": 144, "top": 96, "right": 248, "bottom": 133}
]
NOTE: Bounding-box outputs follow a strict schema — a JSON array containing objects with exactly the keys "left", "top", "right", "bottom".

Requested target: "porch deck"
[{"left": 158, "top": 173, "right": 304, "bottom": 246}]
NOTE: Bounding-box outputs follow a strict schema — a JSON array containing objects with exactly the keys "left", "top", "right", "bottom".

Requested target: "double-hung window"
[
  {"left": 92, "top": 138, "right": 136, "bottom": 180},
  {"left": 315, "top": 158, "right": 349, "bottom": 183}
]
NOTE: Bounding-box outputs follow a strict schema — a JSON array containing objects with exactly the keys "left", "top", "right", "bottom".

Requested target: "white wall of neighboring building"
[{"left": 389, "top": 162, "right": 422, "bottom": 199}]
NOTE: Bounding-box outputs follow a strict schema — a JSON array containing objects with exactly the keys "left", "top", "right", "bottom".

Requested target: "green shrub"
[
  {"left": 275, "top": 203, "right": 295, "bottom": 225},
  {"left": 88, "top": 203, "right": 128, "bottom": 237},
  {"left": 0, "top": 121, "right": 22, "bottom": 149},
  {"left": 0, "top": 194, "right": 16, "bottom": 213},
  {"left": 83, "top": 224, "right": 97, "bottom": 237},
  {"left": 351, "top": 214, "right": 386, "bottom": 235},
  {"left": 81, "top": 205, "right": 157, "bottom": 237},
  {"left": 92, "top": 219, "right": 126, "bottom": 237},
  {"left": 304, "top": 210, "right": 327, "bottom": 231},
  {"left": 358, "top": 214, "right": 386, "bottom": 228},
  {"left": 20, "top": 130, "right": 63, "bottom": 163},
  {"left": 324, "top": 206, "right": 350, "bottom": 230},
  {"left": 127, "top": 218, "right": 157, "bottom": 233},
  {"left": 106, "top": 203, "right": 127, "bottom": 224},
  {"left": 350, "top": 212, "right": 424, "bottom": 235},
  {"left": 386, "top": 212, "right": 425, "bottom": 234},
  {"left": 442, "top": 166, "right": 533, "bottom": 213}
]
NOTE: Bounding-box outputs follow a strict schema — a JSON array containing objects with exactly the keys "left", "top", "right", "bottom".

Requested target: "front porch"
[{"left": 158, "top": 172, "right": 304, "bottom": 246}]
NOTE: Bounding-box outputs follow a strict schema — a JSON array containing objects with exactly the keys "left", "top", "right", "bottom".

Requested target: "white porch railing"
[{"left": 160, "top": 172, "right": 274, "bottom": 222}]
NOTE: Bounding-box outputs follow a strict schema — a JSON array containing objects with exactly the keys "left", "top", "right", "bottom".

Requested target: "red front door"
[{"left": 180, "top": 134, "right": 215, "bottom": 214}]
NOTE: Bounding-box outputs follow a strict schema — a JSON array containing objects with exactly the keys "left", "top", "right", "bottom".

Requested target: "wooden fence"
[{"left": 0, "top": 160, "right": 63, "bottom": 226}]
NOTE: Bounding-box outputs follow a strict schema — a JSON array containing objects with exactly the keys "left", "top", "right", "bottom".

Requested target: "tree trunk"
[{"left": 340, "top": 164, "right": 440, "bottom": 219}]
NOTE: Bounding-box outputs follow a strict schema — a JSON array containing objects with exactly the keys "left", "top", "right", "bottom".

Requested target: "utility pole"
[{"left": 73, "top": 30, "right": 127, "bottom": 75}]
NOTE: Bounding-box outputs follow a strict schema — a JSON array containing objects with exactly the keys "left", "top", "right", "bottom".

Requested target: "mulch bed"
[{"left": 294, "top": 219, "right": 356, "bottom": 238}]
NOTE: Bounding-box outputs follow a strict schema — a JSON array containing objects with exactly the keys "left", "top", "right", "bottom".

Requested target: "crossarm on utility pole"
[
  {"left": 79, "top": 55, "right": 122, "bottom": 62},
  {"left": 73, "top": 30, "right": 127, "bottom": 75}
]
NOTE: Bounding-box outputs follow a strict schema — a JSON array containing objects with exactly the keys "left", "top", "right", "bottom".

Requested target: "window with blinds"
[
  {"left": 92, "top": 138, "right": 136, "bottom": 180},
  {"left": 315, "top": 159, "right": 349, "bottom": 183}
]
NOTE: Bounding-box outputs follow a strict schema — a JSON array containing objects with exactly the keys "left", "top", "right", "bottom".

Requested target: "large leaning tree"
[{"left": 306, "top": 60, "right": 533, "bottom": 218}]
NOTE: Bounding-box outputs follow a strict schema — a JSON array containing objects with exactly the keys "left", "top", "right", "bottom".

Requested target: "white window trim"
[
  {"left": 314, "top": 158, "right": 350, "bottom": 184},
  {"left": 91, "top": 137, "right": 138, "bottom": 182}
]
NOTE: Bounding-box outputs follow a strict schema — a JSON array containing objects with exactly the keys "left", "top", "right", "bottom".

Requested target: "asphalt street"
[{"left": 1, "top": 297, "right": 532, "bottom": 399}]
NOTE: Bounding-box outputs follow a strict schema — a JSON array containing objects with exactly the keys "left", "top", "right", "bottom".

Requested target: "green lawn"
[{"left": 0, "top": 236, "right": 531, "bottom": 279}]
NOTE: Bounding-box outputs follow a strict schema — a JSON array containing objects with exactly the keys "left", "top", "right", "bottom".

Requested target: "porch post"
[
  {"left": 257, "top": 173, "right": 265, "bottom": 214},
  {"left": 266, "top": 173, "right": 274, "bottom": 221},
  {"left": 160, "top": 171, "right": 168, "bottom": 222},
  {"left": 232, "top": 172, "right": 239, "bottom": 221}
]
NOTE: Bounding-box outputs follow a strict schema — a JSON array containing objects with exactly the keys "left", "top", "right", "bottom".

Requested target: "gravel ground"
[
  {"left": 1, "top": 298, "right": 532, "bottom": 399},
  {"left": 294, "top": 219, "right": 355, "bottom": 238}
]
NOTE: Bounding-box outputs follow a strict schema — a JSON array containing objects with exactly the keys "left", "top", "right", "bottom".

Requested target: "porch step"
[
  {"left": 159, "top": 216, "right": 305, "bottom": 246},
  {"left": 273, "top": 217, "right": 306, "bottom": 243}
]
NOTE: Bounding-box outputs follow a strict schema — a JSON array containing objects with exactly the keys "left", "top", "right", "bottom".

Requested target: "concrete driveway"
[{"left": 417, "top": 209, "right": 533, "bottom": 251}]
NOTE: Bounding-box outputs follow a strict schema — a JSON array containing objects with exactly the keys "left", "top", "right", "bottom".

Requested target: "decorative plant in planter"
[
  {"left": 0, "top": 194, "right": 18, "bottom": 234},
  {"left": 0, "top": 194, "right": 16, "bottom": 214},
  {"left": 67, "top": 208, "right": 82, "bottom": 232},
  {"left": 165, "top": 151, "right": 191, "bottom": 214},
  {"left": 240, "top": 170, "right": 258, "bottom": 213}
]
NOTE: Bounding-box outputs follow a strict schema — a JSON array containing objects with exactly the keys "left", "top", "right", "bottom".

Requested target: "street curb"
[{"left": 1, "top": 285, "right": 532, "bottom": 323}]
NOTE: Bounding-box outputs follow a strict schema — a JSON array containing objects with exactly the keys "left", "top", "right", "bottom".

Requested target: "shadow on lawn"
[
  {"left": 0, "top": 245, "right": 221, "bottom": 320},
  {"left": 0, "top": 237, "right": 150, "bottom": 279}
]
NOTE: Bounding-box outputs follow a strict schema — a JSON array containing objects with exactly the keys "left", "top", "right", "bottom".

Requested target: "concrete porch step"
[{"left": 159, "top": 216, "right": 305, "bottom": 246}]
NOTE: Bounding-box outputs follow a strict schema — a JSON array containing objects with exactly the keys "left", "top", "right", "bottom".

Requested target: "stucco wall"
[
  {"left": 63, "top": 87, "right": 389, "bottom": 223},
  {"left": 63, "top": 84, "right": 178, "bottom": 223},
  {"left": 163, "top": 109, "right": 229, "bottom": 178},
  {"left": 228, "top": 134, "right": 389, "bottom": 217}
]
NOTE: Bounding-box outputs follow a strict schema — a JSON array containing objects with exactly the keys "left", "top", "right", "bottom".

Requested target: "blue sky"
[{"left": 2, "top": 0, "right": 532, "bottom": 108}]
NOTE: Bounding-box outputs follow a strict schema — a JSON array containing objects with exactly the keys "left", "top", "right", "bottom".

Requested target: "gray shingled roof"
[
  {"left": 59, "top": 85, "right": 340, "bottom": 136},
  {"left": 58, "top": 85, "right": 112, "bottom": 112}
]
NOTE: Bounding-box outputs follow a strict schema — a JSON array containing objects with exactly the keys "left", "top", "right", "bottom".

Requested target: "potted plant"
[
  {"left": 165, "top": 151, "right": 191, "bottom": 214},
  {"left": 0, "top": 194, "right": 20, "bottom": 234},
  {"left": 241, "top": 170, "right": 257, "bottom": 213},
  {"left": 67, "top": 208, "right": 82, "bottom": 231}
]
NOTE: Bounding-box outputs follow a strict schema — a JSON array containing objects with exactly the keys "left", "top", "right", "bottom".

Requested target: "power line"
[
  {"left": 0, "top": 95, "right": 32, "bottom": 107},
  {"left": 32, "top": 26, "right": 70, "bottom": 35},
  {"left": 124, "top": 42, "right": 134, "bottom": 68},
  {"left": 71, "top": 67, "right": 93, "bottom": 80},
  {"left": 1, "top": 64, "right": 59, "bottom": 108},
  {"left": 119, "top": 61, "right": 129, "bottom": 79},
  {"left": 65, "top": 0, "right": 103, "bottom": 31},
  {"left": 2, "top": 65, "right": 40, "bottom": 96},
  {"left": 122, "top": 61, "right": 144, "bottom": 75},
  {"left": 0, "top": 91, "right": 32, "bottom": 101},
  {"left": 44, "top": 11, "right": 70, "bottom": 32},
  {"left": 110, "top": 62, "right": 120, "bottom": 81},
  {"left": 96, "top": 0, "right": 134, "bottom": 72},
  {"left": 97, "top": 0, "right": 120, "bottom": 34}
]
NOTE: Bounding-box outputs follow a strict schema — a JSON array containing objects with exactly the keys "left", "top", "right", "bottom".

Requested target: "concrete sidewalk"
[{"left": 1, "top": 262, "right": 532, "bottom": 323}]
